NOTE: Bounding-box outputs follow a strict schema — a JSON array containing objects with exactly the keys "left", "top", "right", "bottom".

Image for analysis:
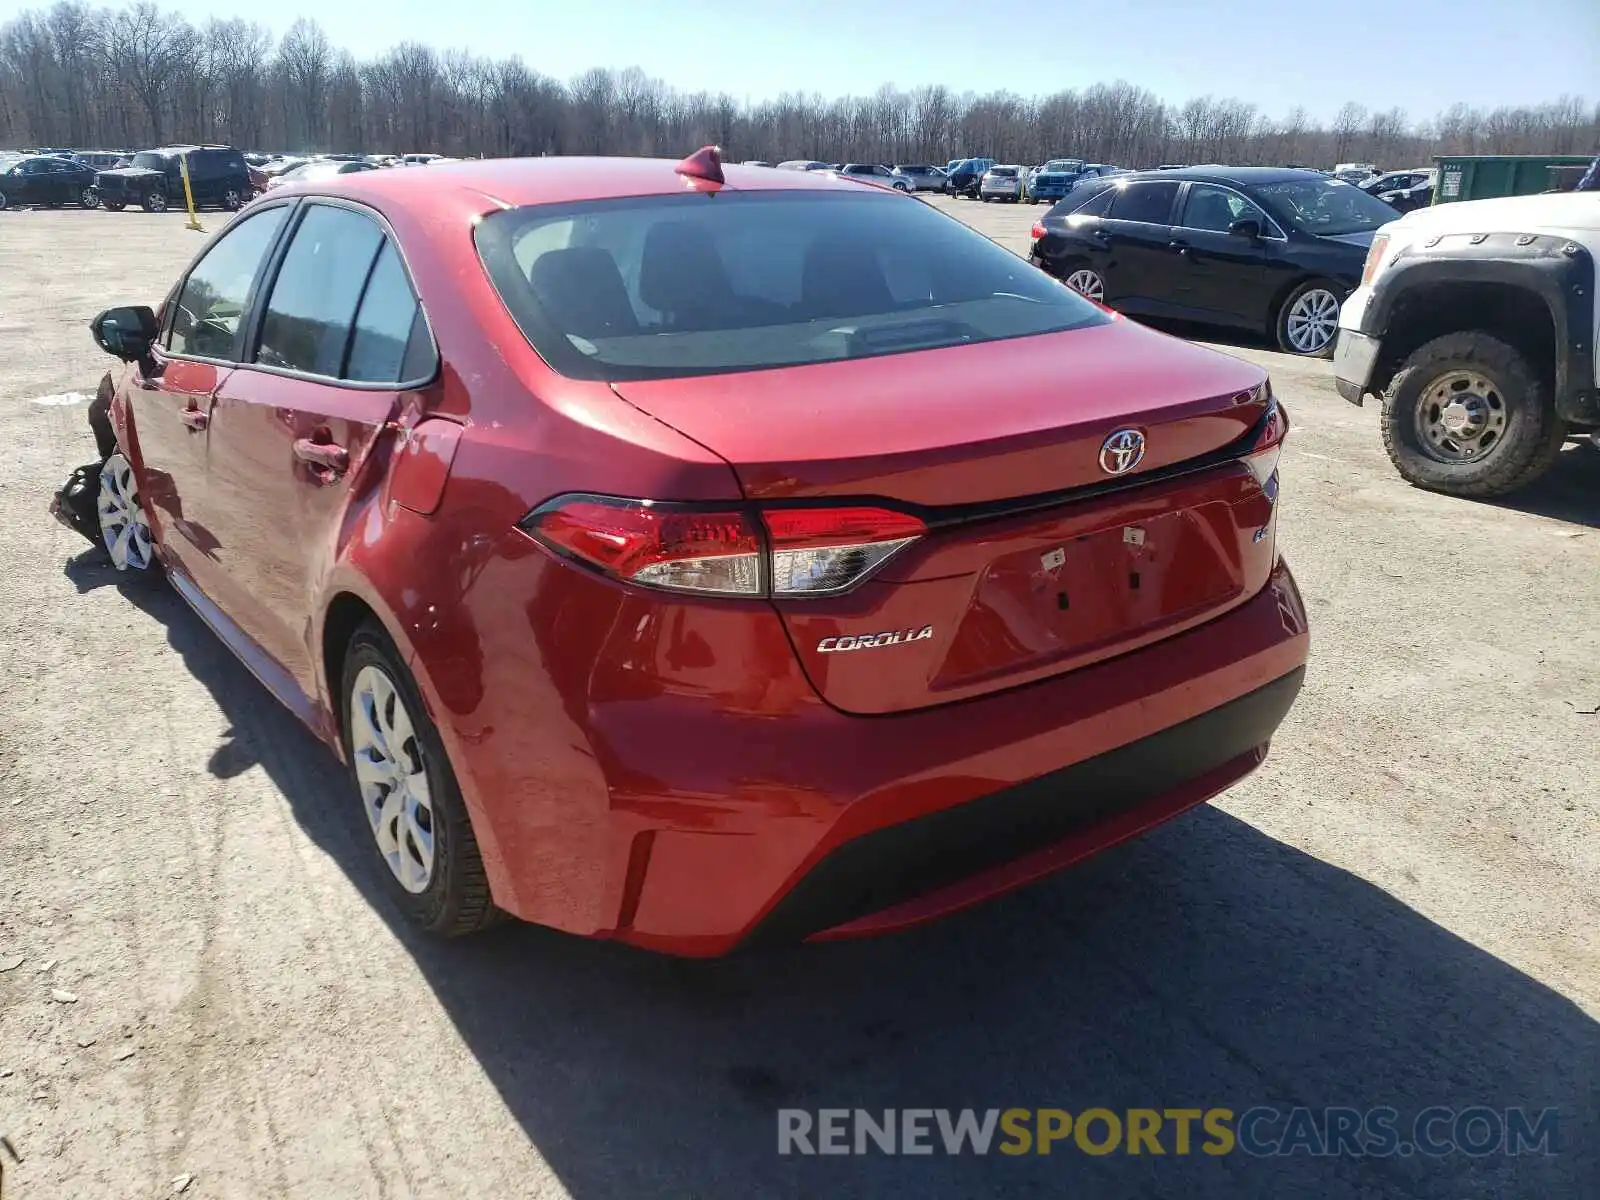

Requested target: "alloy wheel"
[
  {"left": 1284, "top": 288, "right": 1340, "bottom": 354},
  {"left": 223, "top": 189, "right": 241, "bottom": 210},
  {"left": 1413, "top": 369, "right": 1508, "bottom": 463},
  {"left": 1065, "top": 268, "right": 1105, "bottom": 303},
  {"left": 349, "top": 664, "right": 436, "bottom": 894},
  {"left": 147, "top": 191, "right": 168, "bottom": 212},
  {"left": 80, "top": 187, "right": 100, "bottom": 208},
  {"left": 96, "top": 453, "right": 154, "bottom": 571}
]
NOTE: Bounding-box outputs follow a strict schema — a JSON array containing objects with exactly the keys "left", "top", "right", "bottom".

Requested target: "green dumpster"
[{"left": 1432, "top": 154, "right": 1596, "bottom": 205}]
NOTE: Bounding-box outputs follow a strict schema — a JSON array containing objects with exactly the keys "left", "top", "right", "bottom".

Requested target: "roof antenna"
[{"left": 675, "top": 145, "right": 725, "bottom": 185}]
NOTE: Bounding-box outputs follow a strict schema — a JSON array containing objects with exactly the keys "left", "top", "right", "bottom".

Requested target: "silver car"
[
  {"left": 979, "top": 164, "right": 1023, "bottom": 202},
  {"left": 891, "top": 164, "right": 950, "bottom": 192}
]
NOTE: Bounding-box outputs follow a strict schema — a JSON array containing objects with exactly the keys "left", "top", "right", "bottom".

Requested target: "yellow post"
[{"left": 178, "top": 154, "right": 203, "bottom": 233}]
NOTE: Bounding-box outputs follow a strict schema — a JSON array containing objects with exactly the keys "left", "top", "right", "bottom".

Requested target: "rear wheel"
[
  {"left": 341, "top": 623, "right": 500, "bottom": 936},
  {"left": 142, "top": 190, "right": 168, "bottom": 213},
  {"left": 1063, "top": 263, "right": 1106, "bottom": 304},
  {"left": 0, "top": 192, "right": 8, "bottom": 212},
  {"left": 1380, "top": 332, "right": 1567, "bottom": 497},
  {"left": 221, "top": 188, "right": 243, "bottom": 211},
  {"left": 1275, "top": 279, "right": 1343, "bottom": 357},
  {"left": 78, "top": 187, "right": 99, "bottom": 209}
]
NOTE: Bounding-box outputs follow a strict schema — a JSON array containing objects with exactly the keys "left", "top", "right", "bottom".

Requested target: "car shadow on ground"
[
  {"left": 66, "top": 550, "right": 1599, "bottom": 1199},
  {"left": 1484, "top": 444, "right": 1600, "bottom": 530}
]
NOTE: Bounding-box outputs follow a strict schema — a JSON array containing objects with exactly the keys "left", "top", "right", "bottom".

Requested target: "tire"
[
  {"left": 79, "top": 187, "right": 100, "bottom": 209},
  {"left": 340, "top": 622, "right": 500, "bottom": 936},
  {"left": 221, "top": 188, "right": 243, "bottom": 211},
  {"left": 1379, "top": 332, "right": 1567, "bottom": 498},
  {"left": 1274, "top": 278, "right": 1343, "bottom": 357},
  {"left": 0, "top": 192, "right": 8, "bottom": 212},
  {"left": 102, "top": 199, "right": 126, "bottom": 212},
  {"left": 97, "top": 452, "right": 158, "bottom": 573},
  {"left": 142, "top": 190, "right": 168, "bottom": 213}
]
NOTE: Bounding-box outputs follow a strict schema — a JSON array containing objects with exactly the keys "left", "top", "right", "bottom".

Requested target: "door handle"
[
  {"left": 181, "top": 408, "right": 208, "bottom": 431},
  {"left": 294, "top": 438, "right": 349, "bottom": 475}
]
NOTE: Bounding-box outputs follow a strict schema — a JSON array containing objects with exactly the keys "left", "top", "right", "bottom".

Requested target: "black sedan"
[
  {"left": 0, "top": 155, "right": 99, "bottom": 211},
  {"left": 1029, "top": 166, "right": 1400, "bottom": 356}
]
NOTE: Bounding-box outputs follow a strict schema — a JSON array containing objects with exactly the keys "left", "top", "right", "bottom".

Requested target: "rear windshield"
[
  {"left": 476, "top": 190, "right": 1109, "bottom": 382},
  {"left": 990, "top": 167, "right": 1018, "bottom": 178}
]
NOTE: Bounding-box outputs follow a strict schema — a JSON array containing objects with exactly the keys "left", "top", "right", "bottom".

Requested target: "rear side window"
[
  {"left": 256, "top": 205, "right": 384, "bottom": 377},
  {"left": 345, "top": 242, "right": 433, "bottom": 384},
  {"left": 1108, "top": 181, "right": 1179, "bottom": 224},
  {"left": 168, "top": 206, "right": 289, "bottom": 360},
  {"left": 475, "top": 189, "right": 1110, "bottom": 383}
]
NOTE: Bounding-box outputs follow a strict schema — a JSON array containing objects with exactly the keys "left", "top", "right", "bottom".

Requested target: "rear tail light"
[
  {"left": 1242, "top": 381, "right": 1288, "bottom": 497},
  {"left": 1030, "top": 221, "right": 1047, "bottom": 240},
  {"left": 521, "top": 497, "right": 926, "bottom": 598}
]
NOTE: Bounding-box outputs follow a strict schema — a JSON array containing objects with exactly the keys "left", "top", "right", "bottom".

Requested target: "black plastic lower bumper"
[{"left": 742, "top": 666, "right": 1306, "bottom": 947}]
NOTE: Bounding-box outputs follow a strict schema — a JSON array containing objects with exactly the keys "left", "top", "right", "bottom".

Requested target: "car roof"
[
  {"left": 1118, "top": 165, "right": 1327, "bottom": 186},
  {"left": 273, "top": 155, "right": 900, "bottom": 210}
]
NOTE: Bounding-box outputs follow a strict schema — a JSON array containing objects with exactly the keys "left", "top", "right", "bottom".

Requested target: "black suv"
[{"left": 92, "top": 145, "right": 252, "bottom": 213}]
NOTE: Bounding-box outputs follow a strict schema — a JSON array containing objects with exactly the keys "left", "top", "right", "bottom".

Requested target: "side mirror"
[
  {"left": 1228, "top": 218, "right": 1263, "bottom": 240},
  {"left": 90, "top": 305, "right": 159, "bottom": 361}
]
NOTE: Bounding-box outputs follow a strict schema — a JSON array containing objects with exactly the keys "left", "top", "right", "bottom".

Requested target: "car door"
[
  {"left": 128, "top": 203, "right": 293, "bottom": 588},
  {"left": 1096, "top": 179, "right": 1182, "bottom": 314},
  {"left": 1167, "top": 182, "right": 1276, "bottom": 327},
  {"left": 201, "top": 200, "right": 433, "bottom": 701}
]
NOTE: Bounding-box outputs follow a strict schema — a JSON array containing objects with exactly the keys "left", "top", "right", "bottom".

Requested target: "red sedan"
[{"left": 86, "top": 148, "right": 1308, "bottom": 956}]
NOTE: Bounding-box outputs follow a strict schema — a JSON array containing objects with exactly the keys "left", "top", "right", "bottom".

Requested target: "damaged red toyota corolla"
[{"left": 85, "top": 148, "right": 1308, "bottom": 955}]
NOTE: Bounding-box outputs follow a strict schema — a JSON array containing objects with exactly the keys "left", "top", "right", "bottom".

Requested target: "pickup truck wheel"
[
  {"left": 142, "top": 190, "right": 168, "bottom": 213},
  {"left": 1380, "top": 332, "right": 1567, "bottom": 498}
]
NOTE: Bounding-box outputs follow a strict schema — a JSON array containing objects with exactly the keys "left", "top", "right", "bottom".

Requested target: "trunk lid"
[{"left": 613, "top": 319, "right": 1279, "bottom": 714}]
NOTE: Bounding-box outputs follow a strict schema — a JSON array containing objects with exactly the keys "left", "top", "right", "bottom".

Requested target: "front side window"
[
  {"left": 255, "top": 205, "right": 385, "bottom": 376},
  {"left": 478, "top": 190, "right": 1109, "bottom": 382},
  {"left": 1179, "top": 183, "right": 1272, "bottom": 234},
  {"left": 168, "top": 206, "right": 289, "bottom": 360},
  {"left": 132, "top": 152, "right": 167, "bottom": 171},
  {"left": 1107, "top": 181, "right": 1180, "bottom": 225}
]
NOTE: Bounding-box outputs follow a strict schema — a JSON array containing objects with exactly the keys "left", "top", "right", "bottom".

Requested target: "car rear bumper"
[{"left": 577, "top": 559, "right": 1308, "bottom": 956}]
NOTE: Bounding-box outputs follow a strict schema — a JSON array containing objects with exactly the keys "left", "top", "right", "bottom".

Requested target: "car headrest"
[
  {"left": 637, "top": 221, "right": 733, "bottom": 319},
  {"left": 528, "top": 247, "right": 639, "bottom": 339},
  {"left": 800, "top": 238, "right": 895, "bottom": 319}
]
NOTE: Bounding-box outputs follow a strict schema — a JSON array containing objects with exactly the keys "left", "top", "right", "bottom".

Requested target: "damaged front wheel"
[{"left": 96, "top": 452, "right": 155, "bottom": 572}]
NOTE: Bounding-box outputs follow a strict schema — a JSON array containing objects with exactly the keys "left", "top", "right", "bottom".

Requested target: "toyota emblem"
[{"left": 1098, "top": 428, "right": 1146, "bottom": 475}]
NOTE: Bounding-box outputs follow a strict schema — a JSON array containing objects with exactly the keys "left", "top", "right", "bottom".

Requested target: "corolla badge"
[
  {"left": 1099, "top": 428, "right": 1146, "bottom": 475},
  {"left": 817, "top": 626, "right": 934, "bottom": 653}
]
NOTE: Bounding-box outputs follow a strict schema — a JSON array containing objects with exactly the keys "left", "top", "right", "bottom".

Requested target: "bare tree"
[{"left": 0, "top": 1, "right": 1593, "bottom": 169}]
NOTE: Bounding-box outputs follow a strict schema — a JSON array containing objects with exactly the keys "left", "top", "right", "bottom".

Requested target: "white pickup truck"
[{"left": 1333, "top": 192, "right": 1600, "bottom": 497}]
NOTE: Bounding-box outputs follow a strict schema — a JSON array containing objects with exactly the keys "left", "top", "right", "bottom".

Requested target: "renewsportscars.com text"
[{"left": 777, "top": 1107, "right": 1559, "bottom": 1157}]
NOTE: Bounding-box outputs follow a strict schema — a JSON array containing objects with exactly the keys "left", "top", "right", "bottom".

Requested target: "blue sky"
[{"left": 164, "top": 0, "right": 1598, "bottom": 123}]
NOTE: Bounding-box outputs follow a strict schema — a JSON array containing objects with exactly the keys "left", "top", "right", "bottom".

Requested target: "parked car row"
[{"left": 0, "top": 144, "right": 461, "bottom": 214}]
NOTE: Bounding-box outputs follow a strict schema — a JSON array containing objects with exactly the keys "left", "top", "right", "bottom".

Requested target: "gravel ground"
[{"left": 0, "top": 200, "right": 1596, "bottom": 1200}]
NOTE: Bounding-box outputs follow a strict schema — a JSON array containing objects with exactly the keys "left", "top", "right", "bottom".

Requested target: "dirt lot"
[{"left": 0, "top": 201, "right": 1596, "bottom": 1200}]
